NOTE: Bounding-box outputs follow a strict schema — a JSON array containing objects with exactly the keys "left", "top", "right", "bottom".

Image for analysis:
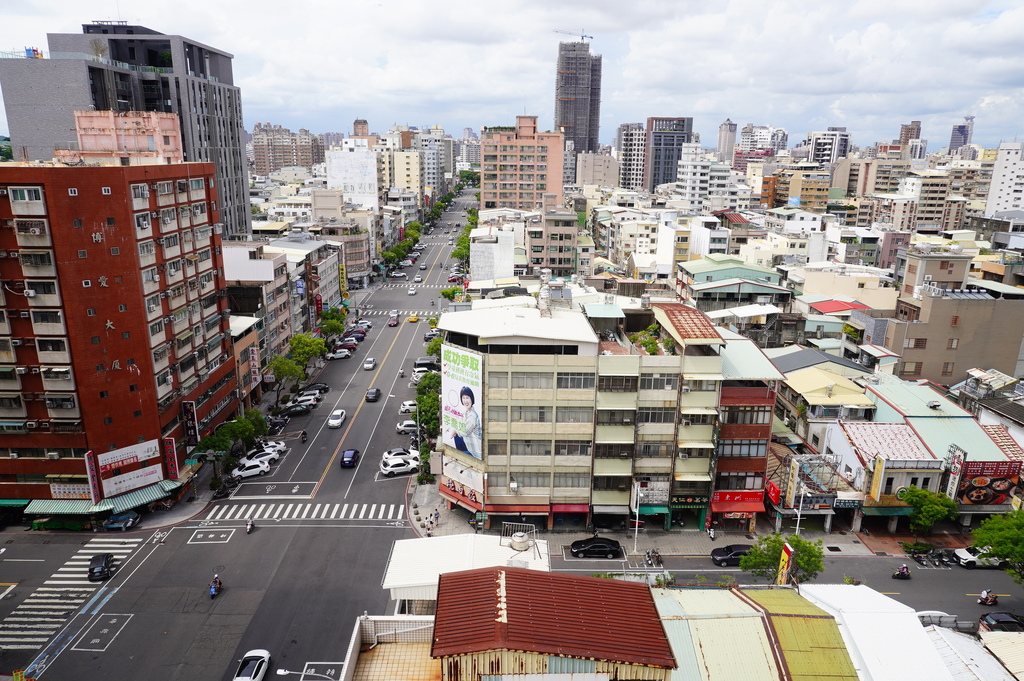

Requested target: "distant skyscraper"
[
  {"left": 354, "top": 119, "right": 370, "bottom": 136},
  {"left": 717, "top": 119, "right": 737, "bottom": 163},
  {"left": 737, "top": 124, "right": 788, "bottom": 154},
  {"left": 644, "top": 117, "right": 694, "bottom": 191},
  {"left": 0, "top": 21, "right": 250, "bottom": 236},
  {"left": 251, "top": 122, "right": 324, "bottom": 175},
  {"left": 554, "top": 41, "right": 602, "bottom": 154},
  {"left": 898, "top": 120, "right": 922, "bottom": 146},
  {"left": 949, "top": 115, "right": 975, "bottom": 152}
]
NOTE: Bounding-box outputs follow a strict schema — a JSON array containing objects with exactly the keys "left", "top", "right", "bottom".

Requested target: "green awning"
[
  {"left": 639, "top": 505, "right": 670, "bottom": 514},
  {"left": 861, "top": 506, "right": 913, "bottom": 516},
  {"left": 159, "top": 479, "right": 183, "bottom": 492},
  {"left": 110, "top": 483, "right": 169, "bottom": 513},
  {"left": 0, "top": 499, "right": 29, "bottom": 507},
  {"left": 24, "top": 498, "right": 113, "bottom": 515}
]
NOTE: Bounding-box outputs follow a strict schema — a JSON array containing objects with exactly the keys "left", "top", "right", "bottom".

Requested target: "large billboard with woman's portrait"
[{"left": 440, "top": 345, "right": 483, "bottom": 460}]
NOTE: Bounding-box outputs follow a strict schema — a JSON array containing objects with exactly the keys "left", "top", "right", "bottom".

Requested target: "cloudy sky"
[{"left": 2, "top": 0, "right": 1022, "bottom": 150}]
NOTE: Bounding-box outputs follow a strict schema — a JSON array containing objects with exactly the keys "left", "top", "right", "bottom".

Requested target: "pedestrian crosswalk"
[
  {"left": 358, "top": 308, "right": 437, "bottom": 317},
  {"left": 0, "top": 537, "right": 142, "bottom": 650},
  {"left": 202, "top": 501, "right": 406, "bottom": 523}
]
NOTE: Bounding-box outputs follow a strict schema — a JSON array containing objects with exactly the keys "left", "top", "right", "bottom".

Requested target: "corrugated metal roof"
[
  {"left": 809, "top": 300, "right": 870, "bottom": 314},
  {"left": 688, "top": 618, "right": 779, "bottom": 680},
  {"left": 718, "top": 329, "right": 786, "bottom": 381},
  {"left": 839, "top": 422, "right": 936, "bottom": 461},
  {"left": 742, "top": 589, "right": 829, "bottom": 617},
  {"left": 982, "top": 424, "right": 1024, "bottom": 462},
  {"left": 382, "top": 535, "right": 550, "bottom": 601},
  {"left": 651, "top": 303, "right": 722, "bottom": 344},
  {"left": 110, "top": 482, "right": 169, "bottom": 513},
  {"left": 800, "top": 585, "right": 957, "bottom": 681},
  {"left": 979, "top": 631, "right": 1024, "bottom": 677},
  {"left": 24, "top": 498, "right": 113, "bottom": 514},
  {"left": 926, "top": 625, "right": 1017, "bottom": 681},
  {"left": 431, "top": 567, "right": 675, "bottom": 668}
]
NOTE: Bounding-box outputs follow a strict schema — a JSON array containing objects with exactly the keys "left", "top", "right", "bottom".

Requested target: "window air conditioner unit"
[
  {"left": 0, "top": 189, "right": 7, "bottom": 196},
  {"left": 27, "top": 228, "right": 41, "bottom": 235},
  {"left": 8, "top": 452, "right": 17, "bottom": 459},
  {"left": 622, "top": 418, "right": 632, "bottom": 424},
  {"left": 156, "top": 238, "right": 165, "bottom": 244},
  {"left": 923, "top": 275, "right": 932, "bottom": 282},
  {"left": 23, "top": 289, "right": 36, "bottom": 297},
  {"left": 46, "top": 451, "right": 60, "bottom": 460},
  {"left": 11, "top": 339, "right": 23, "bottom": 346},
  {"left": 680, "top": 386, "right": 691, "bottom": 393},
  {"left": 30, "top": 368, "right": 40, "bottom": 374},
  {"left": 151, "top": 211, "right": 159, "bottom": 218},
  {"left": 681, "top": 420, "right": 692, "bottom": 427},
  {"left": 678, "top": 451, "right": 689, "bottom": 459},
  {"left": 15, "top": 367, "right": 28, "bottom": 374},
  {"left": 148, "top": 304, "right": 157, "bottom": 313},
  {"left": 25, "top": 421, "right": 37, "bottom": 429},
  {"left": 509, "top": 481, "right": 519, "bottom": 492},
  {"left": 20, "top": 312, "right": 30, "bottom": 318}
]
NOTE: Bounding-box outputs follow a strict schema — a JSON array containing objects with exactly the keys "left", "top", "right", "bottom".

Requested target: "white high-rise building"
[
  {"left": 802, "top": 128, "right": 852, "bottom": 164},
  {"left": 987, "top": 142, "right": 1024, "bottom": 215},
  {"left": 325, "top": 142, "right": 383, "bottom": 211},
  {"left": 616, "top": 122, "right": 646, "bottom": 191},
  {"left": 737, "top": 124, "right": 788, "bottom": 153}
]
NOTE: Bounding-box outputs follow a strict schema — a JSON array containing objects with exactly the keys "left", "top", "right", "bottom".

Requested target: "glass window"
[
  {"left": 510, "top": 406, "right": 550, "bottom": 422},
  {"left": 556, "top": 407, "right": 591, "bottom": 423},
  {"left": 637, "top": 407, "right": 675, "bottom": 423},
  {"left": 509, "top": 440, "right": 551, "bottom": 456},
  {"left": 556, "top": 372, "right": 595, "bottom": 389},
  {"left": 488, "top": 372, "right": 509, "bottom": 389},
  {"left": 718, "top": 439, "right": 767, "bottom": 458},
  {"left": 639, "top": 373, "right": 679, "bottom": 390},
  {"left": 511, "top": 372, "right": 552, "bottom": 389},
  {"left": 554, "top": 441, "right": 591, "bottom": 456},
  {"left": 598, "top": 375, "right": 638, "bottom": 392},
  {"left": 595, "top": 443, "right": 633, "bottom": 458},
  {"left": 487, "top": 406, "right": 507, "bottom": 422}
]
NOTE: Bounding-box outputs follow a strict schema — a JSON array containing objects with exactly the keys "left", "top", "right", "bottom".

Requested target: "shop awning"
[
  {"left": 24, "top": 498, "right": 113, "bottom": 515},
  {"left": 678, "top": 441, "right": 716, "bottom": 448},
  {"left": 639, "top": 505, "right": 669, "bottom": 514},
  {"left": 482, "top": 504, "right": 549, "bottom": 514},
  {"left": 110, "top": 483, "right": 170, "bottom": 513},
  {"left": 674, "top": 472, "right": 712, "bottom": 482},
  {"left": 711, "top": 500, "right": 765, "bottom": 514},
  {"left": 680, "top": 407, "right": 719, "bottom": 415},
  {"left": 860, "top": 506, "right": 913, "bottom": 516},
  {"left": 0, "top": 499, "right": 29, "bottom": 507},
  {"left": 551, "top": 504, "right": 589, "bottom": 513},
  {"left": 592, "top": 504, "right": 630, "bottom": 514}
]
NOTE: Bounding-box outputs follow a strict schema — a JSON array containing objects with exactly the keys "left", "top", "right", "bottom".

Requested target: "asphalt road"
[{"left": 0, "top": 196, "right": 469, "bottom": 681}]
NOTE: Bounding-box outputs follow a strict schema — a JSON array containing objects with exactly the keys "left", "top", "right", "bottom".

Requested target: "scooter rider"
[
  {"left": 300, "top": 430, "right": 308, "bottom": 443},
  {"left": 899, "top": 564, "right": 909, "bottom": 576},
  {"left": 211, "top": 574, "right": 222, "bottom": 590},
  {"left": 246, "top": 518, "right": 254, "bottom": 534}
]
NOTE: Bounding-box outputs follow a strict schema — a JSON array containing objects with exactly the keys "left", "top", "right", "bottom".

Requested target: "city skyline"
[{"left": 1, "top": 1, "right": 1023, "bottom": 149}]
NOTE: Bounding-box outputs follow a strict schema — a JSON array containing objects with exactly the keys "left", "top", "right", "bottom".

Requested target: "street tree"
[
  {"left": 426, "top": 337, "right": 442, "bottom": 358},
  {"left": 439, "top": 286, "right": 461, "bottom": 301},
  {"left": 739, "top": 533, "right": 825, "bottom": 584},
  {"left": 289, "top": 334, "right": 327, "bottom": 374},
  {"left": 244, "top": 408, "right": 268, "bottom": 438},
  {"left": 321, "top": 319, "right": 344, "bottom": 340},
  {"left": 267, "top": 355, "right": 303, "bottom": 402},
  {"left": 216, "top": 418, "right": 256, "bottom": 456},
  {"left": 416, "top": 392, "right": 441, "bottom": 437},
  {"left": 417, "top": 371, "right": 441, "bottom": 397},
  {"left": 971, "top": 509, "right": 1024, "bottom": 584},
  {"left": 901, "top": 486, "right": 958, "bottom": 535}
]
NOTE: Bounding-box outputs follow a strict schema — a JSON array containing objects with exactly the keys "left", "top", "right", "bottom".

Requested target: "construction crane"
[{"left": 553, "top": 29, "right": 593, "bottom": 42}]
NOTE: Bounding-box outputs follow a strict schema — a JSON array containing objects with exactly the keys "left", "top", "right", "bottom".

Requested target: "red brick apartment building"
[{"left": 0, "top": 162, "right": 237, "bottom": 510}]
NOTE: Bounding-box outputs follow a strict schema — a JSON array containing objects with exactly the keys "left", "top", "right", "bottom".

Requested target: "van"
[{"left": 413, "top": 357, "right": 439, "bottom": 371}]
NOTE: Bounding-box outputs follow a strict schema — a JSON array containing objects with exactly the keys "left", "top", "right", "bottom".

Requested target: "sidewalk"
[{"left": 407, "top": 481, "right": 895, "bottom": 558}]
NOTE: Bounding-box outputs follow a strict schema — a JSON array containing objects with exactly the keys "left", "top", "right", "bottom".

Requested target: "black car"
[
  {"left": 979, "top": 612, "right": 1024, "bottom": 632},
  {"left": 279, "top": 404, "right": 313, "bottom": 417},
  {"left": 424, "top": 330, "right": 441, "bottom": 342},
  {"left": 569, "top": 536, "right": 623, "bottom": 559},
  {"left": 88, "top": 553, "right": 115, "bottom": 582},
  {"left": 365, "top": 388, "right": 382, "bottom": 402},
  {"left": 710, "top": 544, "right": 751, "bottom": 567},
  {"left": 301, "top": 383, "right": 330, "bottom": 394},
  {"left": 340, "top": 448, "right": 360, "bottom": 468}
]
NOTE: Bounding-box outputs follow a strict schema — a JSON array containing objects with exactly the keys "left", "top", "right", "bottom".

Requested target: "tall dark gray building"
[
  {"left": 0, "top": 21, "right": 250, "bottom": 236},
  {"left": 949, "top": 115, "right": 975, "bottom": 153},
  {"left": 554, "top": 41, "right": 602, "bottom": 154},
  {"left": 644, "top": 117, "right": 694, "bottom": 191}
]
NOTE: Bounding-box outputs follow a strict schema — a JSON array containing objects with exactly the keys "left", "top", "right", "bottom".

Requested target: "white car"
[
  {"left": 419, "top": 264, "right": 427, "bottom": 270},
  {"left": 396, "top": 420, "right": 418, "bottom": 434},
  {"left": 363, "top": 357, "right": 377, "bottom": 371},
  {"left": 232, "top": 649, "right": 271, "bottom": 681},
  {"left": 355, "top": 320, "right": 373, "bottom": 329},
  {"left": 248, "top": 440, "right": 286, "bottom": 453},
  {"left": 380, "top": 458, "right": 418, "bottom": 477},
  {"left": 326, "top": 349, "right": 351, "bottom": 360},
  {"left": 231, "top": 459, "right": 270, "bottom": 479},
  {"left": 392, "top": 271, "right": 408, "bottom": 279},
  {"left": 954, "top": 545, "right": 1002, "bottom": 569},
  {"left": 408, "top": 287, "right": 417, "bottom": 296},
  {"left": 414, "top": 275, "right": 422, "bottom": 283},
  {"left": 284, "top": 395, "right": 319, "bottom": 409},
  {"left": 382, "top": 447, "right": 420, "bottom": 463},
  {"left": 327, "top": 409, "right": 347, "bottom": 428},
  {"left": 398, "top": 400, "right": 418, "bottom": 414},
  {"left": 389, "top": 309, "right": 399, "bottom": 317},
  {"left": 238, "top": 450, "right": 280, "bottom": 467}
]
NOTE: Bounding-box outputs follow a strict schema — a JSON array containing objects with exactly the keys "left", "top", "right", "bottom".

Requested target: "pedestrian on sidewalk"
[{"left": 433, "top": 509, "right": 440, "bottom": 524}]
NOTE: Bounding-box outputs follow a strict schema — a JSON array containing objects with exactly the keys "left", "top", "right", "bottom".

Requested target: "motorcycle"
[
  {"left": 246, "top": 519, "right": 254, "bottom": 534},
  {"left": 910, "top": 553, "right": 928, "bottom": 566},
  {"left": 212, "top": 485, "right": 233, "bottom": 500},
  {"left": 210, "top": 582, "right": 222, "bottom": 599},
  {"left": 891, "top": 569, "right": 911, "bottom": 580},
  {"left": 978, "top": 593, "right": 999, "bottom": 606},
  {"left": 300, "top": 431, "right": 308, "bottom": 444}
]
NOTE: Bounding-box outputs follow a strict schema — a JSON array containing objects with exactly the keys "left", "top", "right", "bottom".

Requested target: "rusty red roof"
[
  {"left": 431, "top": 566, "right": 676, "bottom": 668},
  {"left": 983, "top": 424, "right": 1024, "bottom": 461},
  {"left": 652, "top": 303, "right": 723, "bottom": 343}
]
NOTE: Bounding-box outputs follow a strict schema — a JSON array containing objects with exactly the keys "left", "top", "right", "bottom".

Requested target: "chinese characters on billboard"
[
  {"left": 440, "top": 345, "right": 483, "bottom": 460},
  {"left": 95, "top": 439, "right": 166, "bottom": 498}
]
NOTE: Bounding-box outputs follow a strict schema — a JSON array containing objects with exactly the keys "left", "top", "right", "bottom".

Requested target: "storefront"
[
  {"left": 550, "top": 503, "right": 589, "bottom": 531},
  {"left": 670, "top": 494, "right": 709, "bottom": 530},
  {"left": 709, "top": 490, "right": 765, "bottom": 533}
]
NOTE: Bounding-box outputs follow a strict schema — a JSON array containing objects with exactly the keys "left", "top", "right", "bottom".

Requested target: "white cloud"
[{"left": 0, "top": 0, "right": 1021, "bottom": 148}]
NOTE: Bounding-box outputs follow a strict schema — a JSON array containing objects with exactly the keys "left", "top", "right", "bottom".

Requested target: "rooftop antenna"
[{"left": 553, "top": 29, "right": 593, "bottom": 42}]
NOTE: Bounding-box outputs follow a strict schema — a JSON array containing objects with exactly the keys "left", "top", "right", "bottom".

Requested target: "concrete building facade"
[{"left": 480, "top": 116, "right": 564, "bottom": 211}]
